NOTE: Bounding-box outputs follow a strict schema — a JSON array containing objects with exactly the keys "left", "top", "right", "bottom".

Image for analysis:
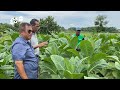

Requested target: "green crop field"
[{"left": 0, "top": 29, "right": 120, "bottom": 79}]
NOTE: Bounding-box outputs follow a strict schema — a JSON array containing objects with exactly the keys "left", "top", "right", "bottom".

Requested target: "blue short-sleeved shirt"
[{"left": 11, "top": 36, "right": 39, "bottom": 79}]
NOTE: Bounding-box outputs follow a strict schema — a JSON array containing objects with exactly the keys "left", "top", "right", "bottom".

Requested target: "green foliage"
[
  {"left": 0, "top": 25, "right": 120, "bottom": 79},
  {"left": 39, "top": 16, "right": 62, "bottom": 34},
  {"left": 94, "top": 15, "right": 108, "bottom": 32}
]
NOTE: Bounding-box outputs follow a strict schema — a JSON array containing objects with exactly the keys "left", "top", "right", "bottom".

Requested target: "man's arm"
[
  {"left": 15, "top": 60, "right": 28, "bottom": 79},
  {"left": 33, "top": 41, "right": 48, "bottom": 49},
  {"left": 12, "top": 43, "right": 28, "bottom": 79}
]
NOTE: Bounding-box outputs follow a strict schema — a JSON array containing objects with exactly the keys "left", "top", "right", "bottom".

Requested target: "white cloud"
[{"left": 1, "top": 11, "right": 120, "bottom": 29}]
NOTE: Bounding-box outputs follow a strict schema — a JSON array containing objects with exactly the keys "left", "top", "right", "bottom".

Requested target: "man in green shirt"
[{"left": 72, "top": 28, "right": 84, "bottom": 51}]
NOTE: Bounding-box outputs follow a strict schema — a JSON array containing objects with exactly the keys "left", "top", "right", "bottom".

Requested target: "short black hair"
[
  {"left": 77, "top": 30, "right": 81, "bottom": 31},
  {"left": 30, "top": 19, "right": 39, "bottom": 25}
]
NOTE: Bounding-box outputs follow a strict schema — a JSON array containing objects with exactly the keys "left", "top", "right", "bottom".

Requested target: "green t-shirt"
[{"left": 72, "top": 34, "right": 84, "bottom": 47}]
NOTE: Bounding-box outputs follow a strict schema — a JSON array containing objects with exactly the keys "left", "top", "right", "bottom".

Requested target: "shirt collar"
[{"left": 19, "top": 36, "right": 29, "bottom": 44}]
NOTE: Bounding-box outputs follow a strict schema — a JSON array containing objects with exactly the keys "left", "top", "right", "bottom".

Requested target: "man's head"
[
  {"left": 76, "top": 28, "right": 81, "bottom": 36},
  {"left": 19, "top": 23, "right": 33, "bottom": 40},
  {"left": 30, "top": 19, "right": 40, "bottom": 33}
]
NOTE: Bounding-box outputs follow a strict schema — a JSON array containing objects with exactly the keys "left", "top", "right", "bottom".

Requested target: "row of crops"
[{"left": 0, "top": 29, "right": 120, "bottom": 79}]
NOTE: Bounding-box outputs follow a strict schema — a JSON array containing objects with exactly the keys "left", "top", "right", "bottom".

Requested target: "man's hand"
[
  {"left": 15, "top": 60, "right": 28, "bottom": 79},
  {"left": 39, "top": 41, "right": 48, "bottom": 47},
  {"left": 34, "top": 41, "right": 48, "bottom": 49}
]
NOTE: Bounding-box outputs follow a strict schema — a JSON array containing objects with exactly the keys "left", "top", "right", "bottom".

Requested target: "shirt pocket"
[{"left": 26, "top": 48, "right": 35, "bottom": 58}]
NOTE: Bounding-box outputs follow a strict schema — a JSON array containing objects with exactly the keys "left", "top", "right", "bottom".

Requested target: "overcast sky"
[{"left": 0, "top": 11, "right": 120, "bottom": 29}]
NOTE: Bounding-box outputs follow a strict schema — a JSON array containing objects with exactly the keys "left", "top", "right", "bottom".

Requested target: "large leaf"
[
  {"left": 107, "top": 56, "right": 120, "bottom": 63},
  {"left": 0, "top": 35, "right": 12, "bottom": 44},
  {"left": 115, "top": 62, "right": 120, "bottom": 70},
  {"left": 40, "top": 61, "right": 57, "bottom": 74},
  {"left": 58, "top": 44, "right": 67, "bottom": 54},
  {"left": 94, "top": 38, "right": 102, "bottom": 51},
  {"left": 58, "top": 32, "right": 65, "bottom": 38},
  {"left": 90, "top": 53, "right": 107, "bottom": 64},
  {"left": 0, "top": 44, "right": 4, "bottom": 50},
  {"left": 69, "top": 56, "right": 80, "bottom": 66},
  {"left": 51, "top": 55, "right": 65, "bottom": 70},
  {"left": 45, "top": 42, "right": 59, "bottom": 55},
  {"left": 88, "top": 59, "right": 108, "bottom": 73},
  {"left": 51, "top": 33, "right": 59, "bottom": 39},
  {"left": 58, "top": 38, "right": 68, "bottom": 44},
  {"left": 64, "top": 58, "right": 74, "bottom": 73},
  {"left": 64, "top": 70, "right": 84, "bottom": 79},
  {"left": 79, "top": 40, "right": 94, "bottom": 57},
  {"left": 84, "top": 76, "right": 99, "bottom": 79},
  {"left": 51, "top": 74, "right": 61, "bottom": 79},
  {"left": 69, "top": 37, "right": 78, "bottom": 49},
  {"left": 76, "top": 64, "right": 90, "bottom": 73},
  {"left": 0, "top": 65, "right": 14, "bottom": 70},
  {"left": 112, "top": 70, "right": 120, "bottom": 79},
  {"left": 67, "top": 49, "right": 79, "bottom": 56}
]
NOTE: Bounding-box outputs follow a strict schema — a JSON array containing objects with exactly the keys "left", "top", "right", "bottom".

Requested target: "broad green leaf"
[
  {"left": 45, "top": 42, "right": 59, "bottom": 55},
  {"left": 39, "top": 55, "right": 47, "bottom": 60},
  {"left": 40, "top": 61, "right": 57, "bottom": 74},
  {"left": 51, "top": 55, "right": 65, "bottom": 70},
  {"left": 112, "top": 70, "right": 120, "bottom": 79},
  {"left": 0, "top": 59, "right": 4, "bottom": 63},
  {"left": 84, "top": 76, "right": 98, "bottom": 79},
  {"left": 0, "top": 73, "right": 7, "bottom": 79},
  {"left": 107, "top": 56, "right": 120, "bottom": 63},
  {"left": 64, "top": 58, "right": 74, "bottom": 73},
  {"left": 90, "top": 53, "right": 107, "bottom": 64},
  {"left": 106, "top": 62, "right": 115, "bottom": 70},
  {"left": 0, "top": 44, "right": 4, "bottom": 50},
  {"left": 58, "top": 32, "right": 65, "bottom": 38},
  {"left": 88, "top": 59, "right": 108, "bottom": 73},
  {"left": 94, "top": 38, "right": 102, "bottom": 49},
  {"left": 64, "top": 70, "right": 72, "bottom": 79},
  {"left": 64, "top": 70, "right": 84, "bottom": 79},
  {"left": 42, "top": 35, "right": 50, "bottom": 41},
  {"left": 104, "top": 72, "right": 114, "bottom": 79},
  {"left": 77, "top": 64, "right": 90, "bottom": 73},
  {"left": 67, "top": 49, "right": 79, "bottom": 56},
  {"left": 69, "top": 37, "right": 78, "bottom": 49},
  {"left": 72, "top": 73, "right": 84, "bottom": 79},
  {"left": 78, "top": 57, "right": 89, "bottom": 65},
  {"left": 0, "top": 65, "right": 14, "bottom": 70},
  {"left": 58, "top": 38, "right": 68, "bottom": 44},
  {"left": 115, "top": 62, "right": 120, "bottom": 70},
  {"left": 58, "top": 44, "right": 67, "bottom": 54},
  {"left": 69, "top": 56, "right": 80, "bottom": 66},
  {"left": 51, "top": 74, "right": 61, "bottom": 79},
  {"left": 79, "top": 40, "right": 94, "bottom": 57},
  {"left": 49, "top": 38, "right": 58, "bottom": 43},
  {"left": 51, "top": 33, "right": 59, "bottom": 39}
]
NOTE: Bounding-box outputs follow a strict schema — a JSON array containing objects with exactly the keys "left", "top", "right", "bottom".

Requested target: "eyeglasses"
[{"left": 27, "top": 30, "right": 33, "bottom": 34}]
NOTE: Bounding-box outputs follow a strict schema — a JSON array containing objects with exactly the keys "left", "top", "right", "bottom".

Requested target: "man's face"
[
  {"left": 32, "top": 21, "right": 40, "bottom": 33},
  {"left": 22, "top": 26, "right": 33, "bottom": 40},
  {"left": 76, "top": 31, "right": 80, "bottom": 36}
]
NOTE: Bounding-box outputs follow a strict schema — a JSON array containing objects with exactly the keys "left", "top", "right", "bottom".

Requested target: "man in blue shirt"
[{"left": 11, "top": 23, "right": 38, "bottom": 79}]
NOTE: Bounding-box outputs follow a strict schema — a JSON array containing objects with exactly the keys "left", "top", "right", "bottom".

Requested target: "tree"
[
  {"left": 39, "top": 16, "right": 61, "bottom": 34},
  {"left": 94, "top": 15, "right": 108, "bottom": 32},
  {"left": 67, "top": 27, "right": 76, "bottom": 31}
]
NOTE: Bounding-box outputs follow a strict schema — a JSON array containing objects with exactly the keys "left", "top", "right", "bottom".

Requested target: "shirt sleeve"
[{"left": 12, "top": 43, "right": 27, "bottom": 61}]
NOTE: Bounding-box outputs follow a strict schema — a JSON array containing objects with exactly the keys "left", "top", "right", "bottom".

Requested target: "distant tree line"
[
  {"left": 0, "top": 15, "right": 120, "bottom": 34},
  {"left": 67, "top": 15, "right": 120, "bottom": 33}
]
